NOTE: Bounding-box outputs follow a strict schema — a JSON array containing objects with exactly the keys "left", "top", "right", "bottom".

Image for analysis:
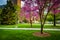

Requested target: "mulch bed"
[{"left": 33, "top": 32, "right": 51, "bottom": 37}]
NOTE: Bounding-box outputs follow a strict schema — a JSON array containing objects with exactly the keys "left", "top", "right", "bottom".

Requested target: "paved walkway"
[{"left": 0, "top": 28, "right": 60, "bottom": 31}]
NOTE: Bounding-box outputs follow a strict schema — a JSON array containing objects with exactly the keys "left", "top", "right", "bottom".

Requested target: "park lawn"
[
  {"left": 0, "top": 23, "right": 60, "bottom": 28},
  {"left": 18, "top": 23, "right": 60, "bottom": 29},
  {"left": 0, "top": 30, "right": 60, "bottom": 40},
  {"left": 0, "top": 25, "right": 16, "bottom": 28}
]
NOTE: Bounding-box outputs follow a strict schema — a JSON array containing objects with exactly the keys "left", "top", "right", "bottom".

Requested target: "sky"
[
  {"left": 0, "top": 0, "right": 7, "bottom": 5},
  {"left": 0, "top": 0, "right": 25, "bottom": 5},
  {"left": 21, "top": 1, "right": 25, "bottom": 8}
]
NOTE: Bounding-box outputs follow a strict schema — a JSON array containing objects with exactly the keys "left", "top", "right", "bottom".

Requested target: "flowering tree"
[
  {"left": 36, "top": 0, "right": 60, "bottom": 34},
  {"left": 21, "top": 0, "right": 60, "bottom": 35},
  {"left": 21, "top": 0, "right": 39, "bottom": 27}
]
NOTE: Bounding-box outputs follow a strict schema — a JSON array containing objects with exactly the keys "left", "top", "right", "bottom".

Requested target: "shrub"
[
  {"left": 0, "top": 0, "right": 18, "bottom": 25},
  {"left": 23, "top": 19, "right": 28, "bottom": 23}
]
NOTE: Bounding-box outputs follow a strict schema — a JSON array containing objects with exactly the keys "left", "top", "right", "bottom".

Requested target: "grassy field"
[
  {"left": 0, "top": 23, "right": 60, "bottom": 28},
  {"left": 0, "top": 25, "right": 16, "bottom": 28},
  {"left": 0, "top": 30, "right": 60, "bottom": 40},
  {"left": 18, "top": 23, "right": 60, "bottom": 28}
]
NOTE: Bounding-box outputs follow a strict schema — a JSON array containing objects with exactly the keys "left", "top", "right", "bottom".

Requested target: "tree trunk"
[
  {"left": 39, "top": 12, "right": 43, "bottom": 34},
  {"left": 54, "top": 14, "right": 56, "bottom": 26},
  {"left": 30, "top": 20, "right": 32, "bottom": 28},
  {"left": 41, "top": 23, "right": 43, "bottom": 34},
  {"left": 30, "top": 11, "right": 32, "bottom": 28}
]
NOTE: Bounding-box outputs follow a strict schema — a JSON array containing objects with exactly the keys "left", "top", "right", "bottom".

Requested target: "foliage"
[
  {"left": 14, "top": 5, "right": 20, "bottom": 12},
  {"left": 56, "top": 13, "right": 60, "bottom": 20},
  {"left": 47, "top": 13, "right": 60, "bottom": 21},
  {"left": 47, "top": 13, "right": 54, "bottom": 21},
  {"left": 0, "top": 0, "right": 17, "bottom": 25},
  {"left": 0, "top": 8, "right": 2, "bottom": 14},
  {"left": 0, "top": 8, "right": 2, "bottom": 24},
  {"left": 23, "top": 19, "right": 28, "bottom": 23}
]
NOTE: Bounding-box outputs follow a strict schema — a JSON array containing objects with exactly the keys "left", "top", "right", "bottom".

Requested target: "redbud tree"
[
  {"left": 37, "top": 0, "right": 60, "bottom": 34},
  {"left": 21, "top": 0, "right": 60, "bottom": 34}
]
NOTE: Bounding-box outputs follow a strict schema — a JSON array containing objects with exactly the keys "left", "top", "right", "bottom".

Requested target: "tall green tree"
[
  {"left": 1, "top": 0, "right": 17, "bottom": 25},
  {"left": 0, "top": 8, "right": 2, "bottom": 24}
]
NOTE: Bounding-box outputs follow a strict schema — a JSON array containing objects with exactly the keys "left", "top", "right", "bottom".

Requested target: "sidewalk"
[{"left": 0, "top": 28, "right": 60, "bottom": 31}]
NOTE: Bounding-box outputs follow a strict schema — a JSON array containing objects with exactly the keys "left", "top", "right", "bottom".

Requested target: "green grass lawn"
[
  {"left": 18, "top": 23, "right": 60, "bottom": 29},
  {"left": 0, "top": 23, "right": 60, "bottom": 28},
  {"left": 0, "top": 25, "right": 16, "bottom": 28},
  {"left": 0, "top": 30, "right": 60, "bottom": 40}
]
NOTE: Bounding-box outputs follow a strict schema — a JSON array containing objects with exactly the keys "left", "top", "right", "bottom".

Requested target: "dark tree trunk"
[
  {"left": 30, "top": 11, "right": 32, "bottom": 28},
  {"left": 41, "top": 23, "right": 43, "bottom": 34},
  {"left": 31, "top": 20, "right": 32, "bottom": 27},
  {"left": 30, "top": 19, "right": 32, "bottom": 28},
  {"left": 54, "top": 14, "right": 56, "bottom": 26},
  {"left": 39, "top": 11, "right": 43, "bottom": 34}
]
